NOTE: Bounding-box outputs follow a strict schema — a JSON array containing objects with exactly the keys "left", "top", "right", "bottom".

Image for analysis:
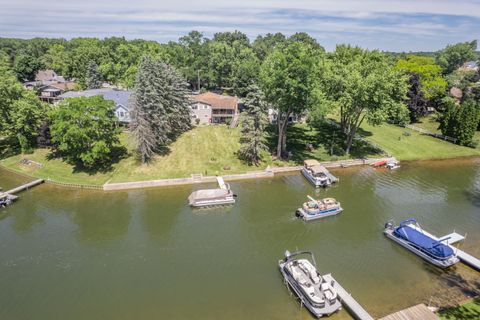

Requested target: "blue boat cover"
[{"left": 394, "top": 225, "right": 454, "bottom": 259}]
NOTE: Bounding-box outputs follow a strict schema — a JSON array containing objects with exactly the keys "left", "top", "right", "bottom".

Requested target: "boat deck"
[
  {"left": 409, "top": 225, "right": 480, "bottom": 271},
  {"left": 322, "top": 274, "right": 374, "bottom": 320}
]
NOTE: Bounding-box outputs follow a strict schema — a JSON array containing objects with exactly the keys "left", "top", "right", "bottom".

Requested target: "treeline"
[{"left": 0, "top": 31, "right": 321, "bottom": 95}]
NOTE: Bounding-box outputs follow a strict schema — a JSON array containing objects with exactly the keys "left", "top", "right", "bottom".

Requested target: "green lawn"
[
  {"left": 109, "top": 125, "right": 274, "bottom": 182},
  {"left": 439, "top": 298, "right": 480, "bottom": 320},
  {"left": 359, "top": 122, "right": 480, "bottom": 160},
  {"left": 1, "top": 121, "right": 479, "bottom": 185}
]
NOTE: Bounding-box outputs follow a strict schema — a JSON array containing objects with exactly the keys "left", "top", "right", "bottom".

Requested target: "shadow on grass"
[
  {"left": 439, "top": 298, "right": 480, "bottom": 320},
  {"left": 267, "top": 121, "right": 382, "bottom": 163},
  {"left": 47, "top": 145, "right": 129, "bottom": 176}
]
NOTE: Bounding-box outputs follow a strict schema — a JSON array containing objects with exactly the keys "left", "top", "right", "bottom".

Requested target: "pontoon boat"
[
  {"left": 301, "top": 160, "right": 338, "bottom": 187},
  {"left": 296, "top": 196, "right": 343, "bottom": 221},
  {"left": 279, "top": 250, "right": 342, "bottom": 318},
  {"left": 384, "top": 218, "right": 459, "bottom": 268}
]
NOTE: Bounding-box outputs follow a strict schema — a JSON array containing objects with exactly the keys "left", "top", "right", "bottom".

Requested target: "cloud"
[{"left": 1, "top": 0, "right": 479, "bottom": 51}]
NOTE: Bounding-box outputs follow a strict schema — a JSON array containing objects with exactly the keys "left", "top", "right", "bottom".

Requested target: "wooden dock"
[
  {"left": 322, "top": 274, "right": 374, "bottom": 320},
  {"left": 409, "top": 225, "right": 480, "bottom": 271},
  {"left": 379, "top": 304, "right": 439, "bottom": 320},
  {"left": 0, "top": 179, "right": 44, "bottom": 206}
]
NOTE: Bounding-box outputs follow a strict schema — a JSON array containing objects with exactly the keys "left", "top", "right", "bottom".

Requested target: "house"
[
  {"left": 58, "top": 88, "right": 132, "bottom": 123},
  {"left": 24, "top": 70, "right": 75, "bottom": 103},
  {"left": 460, "top": 61, "right": 479, "bottom": 71},
  {"left": 189, "top": 92, "right": 238, "bottom": 124}
]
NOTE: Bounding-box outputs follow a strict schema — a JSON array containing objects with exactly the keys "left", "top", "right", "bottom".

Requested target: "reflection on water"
[{"left": 0, "top": 158, "right": 479, "bottom": 320}]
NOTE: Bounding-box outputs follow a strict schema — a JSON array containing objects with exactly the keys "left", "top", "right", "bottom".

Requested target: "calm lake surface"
[{"left": 1, "top": 159, "right": 480, "bottom": 320}]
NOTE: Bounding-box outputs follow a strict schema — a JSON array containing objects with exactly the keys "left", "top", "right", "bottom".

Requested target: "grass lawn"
[
  {"left": 439, "top": 298, "right": 480, "bottom": 320},
  {"left": 109, "top": 125, "right": 274, "bottom": 182},
  {"left": 359, "top": 122, "right": 480, "bottom": 160},
  {"left": 0, "top": 148, "right": 116, "bottom": 185}
]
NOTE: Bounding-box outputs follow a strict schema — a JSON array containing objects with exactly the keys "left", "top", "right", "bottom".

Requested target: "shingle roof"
[
  {"left": 190, "top": 92, "right": 238, "bottom": 109},
  {"left": 59, "top": 89, "right": 132, "bottom": 109}
]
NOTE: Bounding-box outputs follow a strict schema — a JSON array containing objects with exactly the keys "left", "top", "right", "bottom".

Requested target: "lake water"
[{"left": 1, "top": 159, "right": 479, "bottom": 320}]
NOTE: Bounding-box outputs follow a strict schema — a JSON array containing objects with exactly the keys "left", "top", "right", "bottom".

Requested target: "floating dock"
[
  {"left": 409, "top": 225, "right": 480, "bottom": 271},
  {"left": 322, "top": 274, "right": 374, "bottom": 320}
]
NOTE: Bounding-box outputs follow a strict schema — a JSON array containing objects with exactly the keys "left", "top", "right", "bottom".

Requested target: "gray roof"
[
  {"left": 59, "top": 89, "right": 132, "bottom": 109},
  {"left": 463, "top": 61, "right": 478, "bottom": 69}
]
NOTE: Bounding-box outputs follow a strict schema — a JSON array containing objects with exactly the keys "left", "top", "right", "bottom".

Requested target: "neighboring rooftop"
[
  {"left": 461, "top": 60, "right": 479, "bottom": 70},
  {"left": 59, "top": 88, "right": 132, "bottom": 107},
  {"left": 35, "top": 70, "right": 65, "bottom": 83},
  {"left": 190, "top": 92, "right": 238, "bottom": 109}
]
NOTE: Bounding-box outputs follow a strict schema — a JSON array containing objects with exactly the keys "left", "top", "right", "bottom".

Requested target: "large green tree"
[
  {"left": 435, "top": 40, "right": 478, "bottom": 74},
  {"left": 395, "top": 55, "right": 447, "bottom": 100},
  {"left": 324, "top": 45, "right": 409, "bottom": 154},
  {"left": 260, "top": 41, "right": 325, "bottom": 158},
  {"left": 49, "top": 96, "right": 120, "bottom": 168},
  {"left": 0, "top": 68, "right": 45, "bottom": 153},
  {"left": 130, "top": 56, "right": 191, "bottom": 163},
  {"left": 239, "top": 85, "right": 268, "bottom": 165},
  {"left": 440, "top": 98, "right": 480, "bottom": 146}
]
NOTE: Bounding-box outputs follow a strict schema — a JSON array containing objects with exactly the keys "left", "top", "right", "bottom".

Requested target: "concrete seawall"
[{"left": 103, "top": 157, "right": 396, "bottom": 191}]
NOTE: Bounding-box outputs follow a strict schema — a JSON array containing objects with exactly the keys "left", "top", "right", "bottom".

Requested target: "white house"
[{"left": 58, "top": 88, "right": 132, "bottom": 123}]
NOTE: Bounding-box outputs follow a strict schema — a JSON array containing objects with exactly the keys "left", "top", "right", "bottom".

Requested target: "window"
[
  {"left": 191, "top": 105, "right": 198, "bottom": 110},
  {"left": 120, "top": 112, "right": 124, "bottom": 117},
  {"left": 203, "top": 105, "right": 209, "bottom": 109}
]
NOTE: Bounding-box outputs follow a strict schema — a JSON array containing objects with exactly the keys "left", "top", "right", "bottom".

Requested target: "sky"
[{"left": 1, "top": 0, "right": 480, "bottom": 52}]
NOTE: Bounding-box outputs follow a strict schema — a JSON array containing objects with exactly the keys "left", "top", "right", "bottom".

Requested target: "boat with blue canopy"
[{"left": 384, "top": 218, "right": 459, "bottom": 268}]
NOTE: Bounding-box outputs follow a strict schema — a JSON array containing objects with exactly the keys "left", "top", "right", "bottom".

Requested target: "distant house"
[
  {"left": 58, "top": 88, "right": 132, "bottom": 123},
  {"left": 24, "top": 70, "right": 76, "bottom": 103},
  {"left": 460, "top": 61, "right": 479, "bottom": 71},
  {"left": 189, "top": 92, "right": 238, "bottom": 124}
]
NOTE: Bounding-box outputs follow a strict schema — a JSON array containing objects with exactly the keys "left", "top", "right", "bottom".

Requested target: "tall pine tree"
[
  {"left": 85, "top": 60, "right": 103, "bottom": 89},
  {"left": 239, "top": 85, "right": 268, "bottom": 165},
  {"left": 130, "top": 56, "right": 191, "bottom": 163}
]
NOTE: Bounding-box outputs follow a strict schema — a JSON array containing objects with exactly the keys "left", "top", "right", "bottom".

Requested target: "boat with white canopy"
[
  {"left": 301, "top": 160, "right": 338, "bottom": 187},
  {"left": 188, "top": 177, "right": 235, "bottom": 207}
]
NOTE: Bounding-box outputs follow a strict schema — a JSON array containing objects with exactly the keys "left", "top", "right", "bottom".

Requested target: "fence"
[{"left": 403, "top": 124, "right": 457, "bottom": 144}]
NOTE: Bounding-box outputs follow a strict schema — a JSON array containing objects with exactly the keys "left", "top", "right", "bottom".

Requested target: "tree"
[
  {"left": 435, "top": 40, "right": 478, "bottom": 74},
  {"left": 42, "top": 44, "right": 69, "bottom": 75},
  {"left": 324, "top": 45, "right": 409, "bottom": 154},
  {"left": 395, "top": 55, "right": 447, "bottom": 100},
  {"left": 405, "top": 73, "right": 428, "bottom": 122},
  {"left": 239, "top": 85, "right": 268, "bottom": 165},
  {"left": 440, "top": 98, "right": 480, "bottom": 146},
  {"left": 85, "top": 60, "right": 103, "bottom": 89},
  {"left": 130, "top": 56, "right": 191, "bottom": 163},
  {"left": 13, "top": 53, "right": 42, "bottom": 81},
  {"left": 260, "top": 41, "right": 325, "bottom": 158},
  {"left": 0, "top": 70, "right": 45, "bottom": 153},
  {"left": 252, "top": 33, "right": 286, "bottom": 60},
  {"left": 49, "top": 96, "right": 121, "bottom": 168}
]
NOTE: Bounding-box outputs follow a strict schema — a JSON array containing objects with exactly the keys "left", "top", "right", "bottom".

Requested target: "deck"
[
  {"left": 379, "top": 304, "right": 439, "bottom": 320},
  {"left": 322, "top": 274, "right": 374, "bottom": 320}
]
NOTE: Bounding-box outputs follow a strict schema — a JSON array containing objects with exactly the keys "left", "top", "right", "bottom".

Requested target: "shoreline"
[{"left": 1, "top": 155, "right": 479, "bottom": 191}]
